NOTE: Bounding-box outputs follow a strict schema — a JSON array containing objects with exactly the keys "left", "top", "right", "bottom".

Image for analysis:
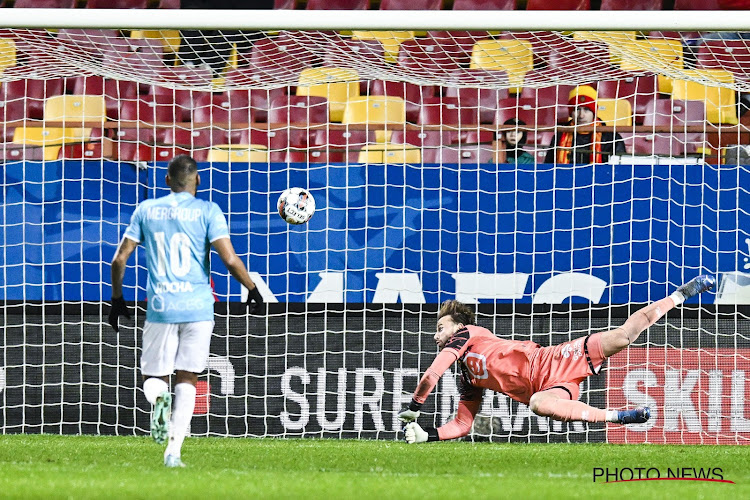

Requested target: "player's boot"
[
  {"left": 164, "top": 454, "right": 185, "bottom": 468},
  {"left": 675, "top": 275, "right": 716, "bottom": 301},
  {"left": 151, "top": 391, "right": 171, "bottom": 445},
  {"left": 617, "top": 406, "right": 651, "bottom": 425}
]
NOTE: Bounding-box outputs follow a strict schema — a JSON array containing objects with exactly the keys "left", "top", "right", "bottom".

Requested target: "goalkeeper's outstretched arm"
[{"left": 404, "top": 398, "right": 482, "bottom": 444}]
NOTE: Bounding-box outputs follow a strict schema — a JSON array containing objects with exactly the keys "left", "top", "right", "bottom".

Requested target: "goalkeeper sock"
[
  {"left": 143, "top": 377, "right": 169, "bottom": 405},
  {"left": 165, "top": 382, "right": 196, "bottom": 458}
]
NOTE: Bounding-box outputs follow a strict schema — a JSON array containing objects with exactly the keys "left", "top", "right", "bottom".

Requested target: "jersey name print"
[{"left": 124, "top": 191, "right": 229, "bottom": 323}]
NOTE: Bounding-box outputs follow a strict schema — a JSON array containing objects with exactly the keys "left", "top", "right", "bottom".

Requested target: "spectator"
[
  {"left": 545, "top": 87, "right": 625, "bottom": 164},
  {"left": 500, "top": 118, "right": 535, "bottom": 164}
]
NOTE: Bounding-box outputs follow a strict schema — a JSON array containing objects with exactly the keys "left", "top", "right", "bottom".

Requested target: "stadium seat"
[
  {"left": 244, "top": 37, "right": 320, "bottom": 85},
  {"left": 437, "top": 144, "right": 494, "bottom": 164},
  {"left": 595, "top": 98, "right": 633, "bottom": 127},
  {"left": 600, "top": 0, "right": 661, "bottom": 8},
  {"left": 445, "top": 73, "right": 511, "bottom": 123},
  {"left": 268, "top": 95, "right": 328, "bottom": 149},
  {"left": 224, "top": 71, "right": 287, "bottom": 122},
  {"left": 0, "top": 39, "right": 16, "bottom": 74},
  {"left": 44, "top": 95, "right": 107, "bottom": 125},
  {"left": 670, "top": 70, "right": 737, "bottom": 124},
  {"left": 0, "top": 78, "right": 65, "bottom": 121},
  {"left": 118, "top": 95, "right": 177, "bottom": 144},
  {"left": 130, "top": 30, "right": 181, "bottom": 55},
  {"left": 150, "top": 84, "right": 213, "bottom": 123},
  {"left": 13, "top": 126, "right": 90, "bottom": 161},
  {"left": 57, "top": 29, "right": 128, "bottom": 58},
  {"left": 616, "top": 39, "right": 683, "bottom": 73},
  {"left": 495, "top": 97, "right": 557, "bottom": 127},
  {"left": 87, "top": 0, "right": 148, "bottom": 8},
  {"left": 235, "top": 128, "right": 289, "bottom": 161},
  {"left": 296, "top": 67, "right": 360, "bottom": 122},
  {"left": 71, "top": 77, "right": 138, "bottom": 120},
  {"left": 343, "top": 96, "right": 406, "bottom": 125},
  {"left": 673, "top": 0, "right": 720, "bottom": 8},
  {"left": 469, "top": 40, "right": 533, "bottom": 87},
  {"left": 161, "top": 128, "right": 217, "bottom": 162},
  {"left": 192, "top": 91, "right": 253, "bottom": 127},
  {"left": 619, "top": 132, "right": 686, "bottom": 156},
  {"left": 453, "top": 0, "right": 515, "bottom": 8},
  {"left": 307, "top": 0, "right": 369, "bottom": 8},
  {"left": 380, "top": 0, "right": 442, "bottom": 8},
  {"left": 322, "top": 39, "right": 386, "bottom": 71},
  {"left": 102, "top": 51, "right": 167, "bottom": 85},
  {"left": 696, "top": 40, "right": 750, "bottom": 80},
  {"left": 397, "top": 38, "right": 466, "bottom": 77},
  {"left": 542, "top": 40, "right": 616, "bottom": 78},
  {"left": 58, "top": 128, "right": 107, "bottom": 160},
  {"left": 596, "top": 76, "right": 659, "bottom": 124},
  {"left": 526, "top": 0, "right": 589, "bottom": 9},
  {"left": 642, "top": 99, "right": 706, "bottom": 127},
  {"left": 13, "top": 0, "right": 76, "bottom": 7},
  {"left": 351, "top": 31, "right": 415, "bottom": 63},
  {"left": 519, "top": 84, "right": 576, "bottom": 124},
  {"left": 418, "top": 97, "right": 478, "bottom": 126},
  {"left": 311, "top": 128, "right": 370, "bottom": 162},
  {"left": 357, "top": 143, "right": 421, "bottom": 164},
  {"left": 366, "top": 80, "right": 436, "bottom": 124},
  {"left": 390, "top": 130, "right": 459, "bottom": 163},
  {"left": 425, "top": 31, "right": 492, "bottom": 61}
]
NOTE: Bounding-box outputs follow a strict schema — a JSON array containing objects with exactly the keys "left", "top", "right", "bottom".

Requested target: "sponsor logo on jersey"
[
  {"left": 154, "top": 281, "right": 195, "bottom": 294},
  {"left": 146, "top": 207, "right": 202, "bottom": 222}
]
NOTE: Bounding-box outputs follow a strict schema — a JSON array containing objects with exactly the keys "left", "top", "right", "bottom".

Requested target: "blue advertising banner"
[{"left": 1, "top": 160, "right": 748, "bottom": 304}]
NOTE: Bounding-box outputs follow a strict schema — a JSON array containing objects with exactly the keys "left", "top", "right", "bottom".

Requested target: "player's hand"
[
  {"left": 404, "top": 422, "right": 429, "bottom": 444},
  {"left": 245, "top": 285, "right": 264, "bottom": 315},
  {"left": 397, "top": 407, "right": 420, "bottom": 423},
  {"left": 108, "top": 296, "right": 131, "bottom": 332}
]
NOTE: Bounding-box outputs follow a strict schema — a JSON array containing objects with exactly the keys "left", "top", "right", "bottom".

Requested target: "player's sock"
[
  {"left": 164, "top": 382, "right": 196, "bottom": 458},
  {"left": 535, "top": 398, "right": 608, "bottom": 423},
  {"left": 143, "top": 377, "right": 169, "bottom": 405}
]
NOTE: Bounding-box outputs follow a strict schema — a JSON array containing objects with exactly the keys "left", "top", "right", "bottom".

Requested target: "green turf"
[{"left": 0, "top": 435, "right": 746, "bottom": 499}]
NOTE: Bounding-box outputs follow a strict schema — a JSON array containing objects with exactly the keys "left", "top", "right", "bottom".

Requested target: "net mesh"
[{"left": 1, "top": 25, "right": 750, "bottom": 444}]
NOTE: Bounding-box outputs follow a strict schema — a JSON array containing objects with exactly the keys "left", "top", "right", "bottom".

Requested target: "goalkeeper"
[{"left": 399, "top": 275, "right": 715, "bottom": 444}]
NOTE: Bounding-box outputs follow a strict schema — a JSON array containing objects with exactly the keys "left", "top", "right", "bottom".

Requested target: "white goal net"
[{"left": 1, "top": 10, "right": 749, "bottom": 444}]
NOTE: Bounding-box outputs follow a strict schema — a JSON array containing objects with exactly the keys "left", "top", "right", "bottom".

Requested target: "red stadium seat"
[
  {"left": 397, "top": 38, "right": 466, "bottom": 77},
  {"left": 307, "top": 0, "right": 369, "bottom": 8},
  {"left": 58, "top": 128, "right": 107, "bottom": 160},
  {"left": 0, "top": 78, "right": 65, "bottom": 122},
  {"left": 526, "top": 0, "right": 589, "bottom": 8},
  {"left": 268, "top": 95, "right": 329, "bottom": 149},
  {"left": 495, "top": 97, "right": 557, "bottom": 127},
  {"left": 418, "top": 97, "right": 478, "bottom": 126},
  {"left": 242, "top": 36, "right": 320, "bottom": 85},
  {"left": 453, "top": 0, "right": 515, "bottom": 8},
  {"left": 600, "top": 0, "right": 661, "bottom": 8},
  {"left": 118, "top": 95, "right": 177, "bottom": 145},
  {"left": 642, "top": 99, "right": 706, "bottom": 127},
  {"left": 543, "top": 40, "right": 616, "bottom": 78},
  {"left": 237, "top": 127, "right": 290, "bottom": 161},
  {"left": 162, "top": 128, "right": 217, "bottom": 162},
  {"left": 192, "top": 91, "right": 253, "bottom": 127},
  {"left": 87, "top": 0, "right": 148, "bottom": 8},
  {"left": 445, "top": 78, "right": 510, "bottom": 124},
  {"left": 519, "top": 84, "right": 576, "bottom": 124},
  {"left": 620, "top": 132, "right": 686, "bottom": 156},
  {"left": 438, "top": 144, "right": 494, "bottom": 164},
  {"left": 674, "top": 0, "right": 720, "bottom": 8},
  {"left": 596, "top": 76, "right": 659, "bottom": 124},
  {"left": 13, "top": 0, "right": 76, "bottom": 7},
  {"left": 366, "top": 80, "right": 437, "bottom": 123},
  {"left": 322, "top": 39, "right": 386, "bottom": 71},
  {"left": 425, "top": 31, "right": 491, "bottom": 60},
  {"left": 224, "top": 70, "right": 288, "bottom": 123},
  {"left": 697, "top": 40, "right": 750, "bottom": 80},
  {"left": 380, "top": 0, "right": 443, "bottom": 8},
  {"left": 71, "top": 76, "right": 138, "bottom": 120},
  {"left": 310, "top": 128, "right": 371, "bottom": 162},
  {"left": 391, "top": 130, "right": 460, "bottom": 162}
]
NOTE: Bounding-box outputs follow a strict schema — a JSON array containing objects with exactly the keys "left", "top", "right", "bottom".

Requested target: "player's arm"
[
  {"left": 211, "top": 237, "right": 264, "bottom": 313},
  {"left": 108, "top": 236, "right": 138, "bottom": 332},
  {"left": 397, "top": 349, "right": 458, "bottom": 423},
  {"left": 404, "top": 397, "right": 482, "bottom": 444}
]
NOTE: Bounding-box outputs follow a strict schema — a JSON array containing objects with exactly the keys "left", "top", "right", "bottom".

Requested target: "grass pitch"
[{"left": 0, "top": 435, "right": 747, "bottom": 499}]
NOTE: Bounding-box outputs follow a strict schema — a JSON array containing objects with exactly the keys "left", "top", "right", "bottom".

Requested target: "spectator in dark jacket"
[{"left": 501, "top": 118, "right": 535, "bottom": 164}]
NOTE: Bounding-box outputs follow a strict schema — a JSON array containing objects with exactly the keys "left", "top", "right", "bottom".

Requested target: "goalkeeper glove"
[
  {"left": 397, "top": 408, "right": 420, "bottom": 423},
  {"left": 404, "top": 422, "right": 429, "bottom": 444},
  {"left": 108, "top": 296, "right": 131, "bottom": 333},
  {"left": 245, "top": 285, "right": 265, "bottom": 315}
]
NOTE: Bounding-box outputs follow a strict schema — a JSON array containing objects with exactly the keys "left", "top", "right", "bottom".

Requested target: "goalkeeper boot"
[
  {"left": 164, "top": 454, "right": 185, "bottom": 468},
  {"left": 617, "top": 406, "right": 651, "bottom": 425},
  {"left": 675, "top": 275, "right": 716, "bottom": 301},
  {"left": 151, "top": 391, "right": 172, "bottom": 445}
]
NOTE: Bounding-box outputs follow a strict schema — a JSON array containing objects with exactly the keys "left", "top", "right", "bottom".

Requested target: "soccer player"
[
  {"left": 107, "top": 154, "right": 264, "bottom": 467},
  {"left": 398, "top": 275, "right": 715, "bottom": 444}
]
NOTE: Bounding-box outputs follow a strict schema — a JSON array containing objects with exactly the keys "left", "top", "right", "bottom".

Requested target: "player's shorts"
[
  {"left": 529, "top": 332, "right": 605, "bottom": 401},
  {"left": 141, "top": 320, "right": 214, "bottom": 377}
]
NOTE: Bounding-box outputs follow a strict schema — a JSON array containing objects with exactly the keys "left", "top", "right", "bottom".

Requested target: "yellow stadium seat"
[
  {"left": 596, "top": 98, "right": 633, "bottom": 127},
  {"left": 343, "top": 97, "right": 406, "bottom": 125},
  {"left": 469, "top": 40, "right": 533, "bottom": 88},
  {"left": 573, "top": 31, "right": 636, "bottom": 64},
  {"left": 13, "top": 127, "right": 92, "bottom": 161},
  {"left": 296, "top": 67, "right": 360, "bottom": 122},
  {"left": 130, "top": 30, "right": 181, "bottom": 53},
  {"left": 0, "top": 39, "right": 16, "bottom": 74},
  {"left": 351, "top": 31, "right": 414, "bottom": 63},
  {"left": 44, "top": 95, "right": 107, "bottom": 123},
  {"left": 357, "top": 143, "right": 421, "bottom": 164},
  {"left": 670, "top": 70, "right": 737, "bottom": 124},
  {"left": 617, "top": 39, "right": 683, "bottom": 72},
  {"left": 207, "top": 145, "right": 269, "bottom": 162}
]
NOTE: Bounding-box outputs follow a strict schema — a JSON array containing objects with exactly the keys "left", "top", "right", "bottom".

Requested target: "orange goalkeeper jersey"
[{"left": 413, "top": 324, "right": 541, "bottom": 405}]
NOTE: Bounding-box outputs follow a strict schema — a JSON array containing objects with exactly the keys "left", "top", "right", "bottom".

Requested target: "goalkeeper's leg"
[
  {"left": 529, "top": 388, "right": 649, "bottom": 424},
  {"left": 600, "top": 275, "right": 715, "bottom": 357}
]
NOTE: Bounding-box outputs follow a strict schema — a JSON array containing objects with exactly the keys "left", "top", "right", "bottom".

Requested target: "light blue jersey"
[{"left": 124, "top": 191, "right": 229, "bottom": 323}]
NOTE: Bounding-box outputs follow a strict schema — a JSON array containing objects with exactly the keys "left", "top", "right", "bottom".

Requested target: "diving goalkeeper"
[{"left": 399, "top": 275, "right": 715, "bottom": 444}]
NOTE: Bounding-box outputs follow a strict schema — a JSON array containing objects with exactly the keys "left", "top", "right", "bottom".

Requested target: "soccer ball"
[{"left": 277, "top": 187, "right": 315, "bottom": 225}]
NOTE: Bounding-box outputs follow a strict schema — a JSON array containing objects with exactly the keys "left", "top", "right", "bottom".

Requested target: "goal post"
[{"left": 1, "top": 10, "right": 749, "bottom": 444}]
